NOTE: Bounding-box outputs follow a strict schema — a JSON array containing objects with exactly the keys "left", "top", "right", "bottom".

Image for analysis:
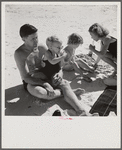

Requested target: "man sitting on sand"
[{"left": 14, "top": 24, "right": 98, "bottom": 116}]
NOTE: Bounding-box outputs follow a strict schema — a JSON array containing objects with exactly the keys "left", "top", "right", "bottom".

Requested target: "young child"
[
  {"left": 62, "top": 33, "right": 94, "bottom": 82},
  {"left": 41, "top": 36, "right": 67, "bottom": 81}
]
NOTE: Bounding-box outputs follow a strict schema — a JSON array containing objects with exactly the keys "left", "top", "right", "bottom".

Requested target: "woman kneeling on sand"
[{"left": 88, "top": 23, "right": 117, "bottom": 85}]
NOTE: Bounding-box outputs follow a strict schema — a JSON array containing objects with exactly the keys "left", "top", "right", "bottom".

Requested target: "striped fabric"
[{"left": 89, "top": 86, "right": 117, "bottom": 116}]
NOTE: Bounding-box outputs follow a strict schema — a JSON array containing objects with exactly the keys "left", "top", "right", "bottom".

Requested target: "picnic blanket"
[{"left": 89, "top": 86, "right": 117, "bottom": 116}]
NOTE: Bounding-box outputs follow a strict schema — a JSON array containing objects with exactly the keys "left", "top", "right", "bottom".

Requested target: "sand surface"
[{"left": 4, "top": 3, "right": 117, "bottom": 116}]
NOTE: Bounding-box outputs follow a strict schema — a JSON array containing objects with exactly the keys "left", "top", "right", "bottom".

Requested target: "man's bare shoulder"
[
  {"left": 14, "top": 45, "right": 27, "bottom": 61},
  {"left": 15, "top": 45, "right": 25, "bottom": 55}
]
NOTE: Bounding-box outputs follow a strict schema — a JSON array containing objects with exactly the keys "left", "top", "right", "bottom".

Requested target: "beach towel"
[{"left": 89, "top": 86, "right": 117, "bottom": 116}]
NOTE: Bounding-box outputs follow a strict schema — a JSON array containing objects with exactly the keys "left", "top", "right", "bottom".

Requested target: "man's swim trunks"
[{"left": 22, "top": 80, "right": 28, "bottom": 91}]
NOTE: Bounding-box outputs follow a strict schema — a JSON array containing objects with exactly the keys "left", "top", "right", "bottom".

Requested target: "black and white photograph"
[{"left": 2, "top": 1, "right": 121, "bottom": 149}]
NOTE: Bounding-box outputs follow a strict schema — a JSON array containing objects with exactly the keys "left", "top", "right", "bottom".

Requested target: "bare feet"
[
  {"left": 63, "top": 109, "right": 77, "bottom": 116},
  {"left": 53, "top": 88, "right": 85, "bottom": 99},
  {"left": 53, "top": 89, "right": 63, "bottom": 98},
  {"left": 64, "top": 109, "right": 99, "bottom": 116},
  {"left": 63, "top": 109, "right": 99, "bottom": 116},
  {"left": 77, "top": 110, "right": 99, "bottom": 116}
]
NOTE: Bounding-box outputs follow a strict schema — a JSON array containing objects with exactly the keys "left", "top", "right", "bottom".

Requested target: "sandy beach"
[{"left": 4, "top": 3, "right": 118, "bottom": 116}]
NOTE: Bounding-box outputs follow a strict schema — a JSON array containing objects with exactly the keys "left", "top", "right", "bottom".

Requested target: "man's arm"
[{"left": 14, "top": 50, "right": 46, "bottom": 86}]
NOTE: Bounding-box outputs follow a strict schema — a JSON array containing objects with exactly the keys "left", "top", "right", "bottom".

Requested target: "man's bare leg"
[
  {"left": 58, "top": 80, "right": 93, "bottom": 116},
  {"left": 27, "top": 83, "right": 85, "bottom": 101},
  {"left": 27, "top": 84, "right": 61, "bottom": 100}
]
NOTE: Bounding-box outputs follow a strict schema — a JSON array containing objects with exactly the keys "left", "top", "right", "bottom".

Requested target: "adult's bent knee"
[
  {"left": 59, "top": 79, "right": 70, "bottom": 87},
  {"left": 27, "top": 84, "right": 47, "bottom": 99}
]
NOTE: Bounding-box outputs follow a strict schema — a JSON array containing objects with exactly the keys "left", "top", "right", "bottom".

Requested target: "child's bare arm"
[{"left": 45, "top": 50, "right": 66, "bottom": 65}]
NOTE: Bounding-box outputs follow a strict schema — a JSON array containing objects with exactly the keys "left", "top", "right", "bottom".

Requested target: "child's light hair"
[
  {"left": 46, "top": 36, "right": 62, "bottom": 47},
  {"left": 67, "top": 33, "right": 83, "bottom": 45}
]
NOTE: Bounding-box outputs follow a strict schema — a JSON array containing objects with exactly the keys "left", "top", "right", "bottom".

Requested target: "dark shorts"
[{"left": 22, "top": 80, "right": 28, "bottom": 91}]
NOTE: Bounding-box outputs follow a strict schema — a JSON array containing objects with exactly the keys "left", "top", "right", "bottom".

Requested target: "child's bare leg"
[
  {"left": 76, "top": 59, "right": 94, "bottom": 72},
  {"left": 71, "top": 62, "right": 92, "bottom": 82}
]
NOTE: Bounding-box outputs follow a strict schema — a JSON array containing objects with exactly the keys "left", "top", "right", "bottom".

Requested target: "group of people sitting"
[{"left": 14, "top": 23, "right": 117, "bottom": 116}]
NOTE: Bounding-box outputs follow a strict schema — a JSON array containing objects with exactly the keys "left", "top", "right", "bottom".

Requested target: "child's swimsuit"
[
  {"left": 101, "top": 36, "right": 117, "bottom": 58},
  {"left": 40, "top": 50, "right": 61, "bottom": 80}
]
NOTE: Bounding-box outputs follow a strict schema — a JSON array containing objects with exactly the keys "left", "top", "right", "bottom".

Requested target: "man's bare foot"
[
  {"left": 77, "top": 110, "right": 99, "bottom": 116},
  {"left": 63, "top": 109, "right": 77, "bottom": 116},
  {"left": 54, "top": 89, "right": 63, "bottom": 98},
  {"left": 63, "top": 109, "right": 99, "bottom": 116}
]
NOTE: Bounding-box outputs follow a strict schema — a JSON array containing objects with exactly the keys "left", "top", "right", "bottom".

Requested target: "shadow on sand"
[
  {"left": 5, "top": 84, "right": 72, "bottom": 116},
  {"left": 5, "top": 70, "right": 106, "bottom": 116}
]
